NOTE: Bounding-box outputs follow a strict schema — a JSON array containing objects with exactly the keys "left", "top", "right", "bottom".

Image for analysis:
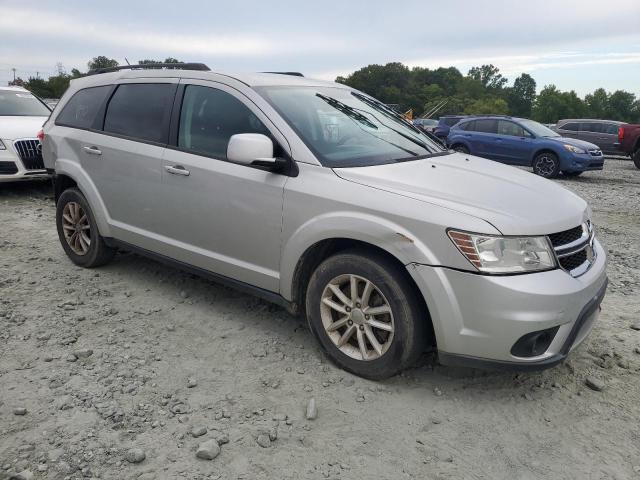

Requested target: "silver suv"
[{"left": 42, "top": 64, "right": 607, "bottom": 379}]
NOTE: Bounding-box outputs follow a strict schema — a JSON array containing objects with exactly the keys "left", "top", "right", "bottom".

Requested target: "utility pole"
[{"left": 11, "top": 68, "right": 16, "bottom": 82}]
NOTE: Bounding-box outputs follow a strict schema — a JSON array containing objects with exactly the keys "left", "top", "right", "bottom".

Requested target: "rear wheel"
[
  {"left": 532, "top": 152, "right": 560, "bottom": 178},
  {"left": 56, "top": 188, "right": 115, "bottom": 268},
  {"left": 305, "top": 250, "right": 428, "bottom": 379},
  {"left": 452, "top": 144, "right": 469, "bottom": 154},
  {"left": 633, "top": 150, "right": 640, "bottom": 169}
]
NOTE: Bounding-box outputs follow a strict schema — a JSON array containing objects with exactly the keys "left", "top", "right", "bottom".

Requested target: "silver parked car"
[
  {"left": 556, "top": 119, "right": 625, "bottom": 155},
  {"left": 41, "top": 64, "right": 607, "bottom": 379}
]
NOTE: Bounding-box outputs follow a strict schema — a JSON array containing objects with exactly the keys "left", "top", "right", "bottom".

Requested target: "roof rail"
[
  {"left": 263, "top": 71, "right": 304, "bottom": 77},
  {"left": 470, "top": 114, "right": 512, "bottom": 118},
  {"left": 87, "top": 63, "right": 211, "bottom": 76}
]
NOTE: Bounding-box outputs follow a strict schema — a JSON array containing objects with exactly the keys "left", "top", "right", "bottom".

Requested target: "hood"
[
  {"left": 333, "top": 153, "right": 589, "bottom": 235},
  {"left": 0, "top": 116, "right": 48, "bottom": 140},
  {"left": 549, "top": 136, "right": 599, "bottom": 151}
]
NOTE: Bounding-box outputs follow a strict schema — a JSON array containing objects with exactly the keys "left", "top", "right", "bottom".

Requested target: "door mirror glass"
[{"left": 227, "top": 133, "right": 274, "bottom": 166}]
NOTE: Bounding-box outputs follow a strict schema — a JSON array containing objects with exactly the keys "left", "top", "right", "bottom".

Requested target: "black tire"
[
  {"left": 562, "top": 171, "right": 583, "bottom": 177},
  {"left": 452, "top": 144, "right": 469, "bottom": 154},
  {"left": 305, "top": 250, "right": 429, "bottom": 380},
  {"left": 56, "top": 188, "right": 115, "bottom": 268},
  {"left": 634, "top": 150, "right": 640, "bottom": 169},
  {"left": 532, "top": 152, "right": 560, "bottom": 178}
]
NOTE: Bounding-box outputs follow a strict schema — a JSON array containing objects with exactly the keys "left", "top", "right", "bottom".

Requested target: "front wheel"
[
  {"left": 452, "top": 144, "right": 469, "bottom": 154},
  {"left": 532, "top": 152, "right": 560, "bottom": 178},
  {"left": 633, "top": 150, "right": 640, "bottom": 169},
  {"left": 305, "top": 250, "right": 428, "bottom": 379}
]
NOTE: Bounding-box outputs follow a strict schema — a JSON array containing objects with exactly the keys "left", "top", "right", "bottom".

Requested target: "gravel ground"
[{"left": 1, "top": 159, "right": 639, "bottom": 480}]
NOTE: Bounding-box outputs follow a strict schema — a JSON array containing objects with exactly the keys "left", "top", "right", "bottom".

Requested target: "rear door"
[
  {"left": 493, "top": 120, "right": 535, "bottom": 164},
  {"left": 556, "top": 121, "right": 581, "bottom": 141},
  {"left": 469, "top": 119, "right": 498, "bottom": 159},
  {"left": 81, "top": 80, "right": 177, "bottom": 245},
  {"left": 599, "top": 123, "right": 619, "bottom": 154},
  {"left": 156, "top": 80, "right": 290, "bottom": 292}
]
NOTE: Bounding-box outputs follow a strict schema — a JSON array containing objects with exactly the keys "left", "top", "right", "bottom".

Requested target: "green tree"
[
  {"left": 88, "top": 56, "right": 119, "bottom": 71},
  {"left": 468, "top": 64, "right": 507, "bottom": 90},
  {"left": 24, "top": 77, "right": 54, "bottom": 98},
  {"left": 607, "top": 90, "right": 637, "bottom": 122},
  {"left": 138, "top": 58, "right": 183, "bottom": 65},
  {"left": 508, "top": 73, "right": 536, "bottom": 117},
  {"left": 584, "top": 88, "right": 608, "bottom": 119},
  {"left": 464, "top": 97, "right": 509, "bottom": 115},
  {"left": 532, "top": 85, "right": 586, "bottom": 123}
]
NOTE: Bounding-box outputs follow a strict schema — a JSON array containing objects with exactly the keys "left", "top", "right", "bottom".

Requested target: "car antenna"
[{"left": 124, "top": 58, "right": 131, "bottom": 66}]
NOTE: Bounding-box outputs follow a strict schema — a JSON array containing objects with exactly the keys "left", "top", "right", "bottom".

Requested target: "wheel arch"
[{"left": 530, "top": 148, "right": 560, "bottom": 167}]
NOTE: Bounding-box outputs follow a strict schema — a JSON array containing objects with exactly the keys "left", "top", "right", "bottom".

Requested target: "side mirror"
[{"left": 227, "top": 133, "right": 276, "bottom": 167}]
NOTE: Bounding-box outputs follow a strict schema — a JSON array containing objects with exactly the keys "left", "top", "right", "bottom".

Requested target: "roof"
[
  {"left": 557, "top": 118, "right": 625, "bottom": 124},
  {"left": 75, "top": 68, "right": 344, "bottom": 89},
  {"left": 0, "top": 86, "right": 29, "bottom": 92}
]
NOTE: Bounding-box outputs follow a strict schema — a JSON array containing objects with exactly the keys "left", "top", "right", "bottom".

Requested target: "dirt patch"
[{"left": 1, "top": 159, "right": 639, "bottom": 479}]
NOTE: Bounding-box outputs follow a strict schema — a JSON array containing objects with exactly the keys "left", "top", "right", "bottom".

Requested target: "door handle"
[
  {"left": 164, "top": 165, "right": 190, "bottom": 176},
  {"left": 82, "top": 146, "right": 102, "bottom": 155}
]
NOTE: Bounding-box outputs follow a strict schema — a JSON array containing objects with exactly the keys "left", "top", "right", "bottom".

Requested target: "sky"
[{"left": 1, "top": 0, "right": 639, "bottom": 97}]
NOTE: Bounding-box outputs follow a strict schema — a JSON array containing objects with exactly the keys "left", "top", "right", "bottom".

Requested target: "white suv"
[
  {"left": 41, "top": 64, "right": 607, "bottom": 379},
  {"left": 0, "top": 86, "right": 51, "bottom": 182}
]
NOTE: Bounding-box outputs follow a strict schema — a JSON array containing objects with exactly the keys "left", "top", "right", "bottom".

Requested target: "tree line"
[
  {"left": 10, "top": 57, "right": 640, "bottom": 124},
  {"left": 336, "top": 62, "right": 640, "bottom": 124},
  {"left": 9, "top": 56, "right": 182, "bottom": 99}
]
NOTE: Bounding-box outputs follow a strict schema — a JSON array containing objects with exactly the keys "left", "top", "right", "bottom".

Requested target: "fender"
[
  {"left": 55, "top": 158, "right": 112, "bottom": 237},
  {"left": 279, "top": 211, "right": 439, "bottom": 301}
]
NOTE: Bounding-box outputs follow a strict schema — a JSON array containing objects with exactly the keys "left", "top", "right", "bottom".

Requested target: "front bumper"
[
  {"left": 562, "top": 151, "right": 605, "bottom": 172},
  {"left": 0, "top": 138, "right": 49, "bottom": 182},
  {"left": 408, "top": 237, "right": 608, "bottom": 370}
]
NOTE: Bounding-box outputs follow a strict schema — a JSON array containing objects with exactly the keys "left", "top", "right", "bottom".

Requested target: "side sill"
[{"left": 105, "top": 238, "right": 294, "bottom": 313}]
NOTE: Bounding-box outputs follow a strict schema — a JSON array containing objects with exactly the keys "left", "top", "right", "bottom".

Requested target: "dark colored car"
[
  {"left": 447, "top": 115, "right": 605, "bottom": 178},
  {"left": 433, "top": 115, "right": 466, "bottom": 140},
  {"left": 412, "top": 118, "right": 438, "bottom": 133},
  {"left": 556, "top": 119, "right": 626, "bottom": 156},
  {"left": 617, "top": 123, "right": 640, "bottom": 168}
]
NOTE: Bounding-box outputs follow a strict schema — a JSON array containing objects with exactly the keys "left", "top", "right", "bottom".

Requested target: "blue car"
[
  {"left": 433, "top": 115, "right": 466, "bottom": 140},
  {"left": 447, "top": 116, "right": 605, "bottom": 178}
]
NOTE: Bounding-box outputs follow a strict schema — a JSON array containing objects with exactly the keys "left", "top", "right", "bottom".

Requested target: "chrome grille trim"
[
  {"left": 13, "top": 138, "right": 45, "bottom": 170},
  {"left": 549, "top": 221, "right": 596, "bottom": 277}
]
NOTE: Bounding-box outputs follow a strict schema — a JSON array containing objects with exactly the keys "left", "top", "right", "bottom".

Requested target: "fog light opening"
[{"left": 510, "top": 326, "right": 560, "bottom": 358}]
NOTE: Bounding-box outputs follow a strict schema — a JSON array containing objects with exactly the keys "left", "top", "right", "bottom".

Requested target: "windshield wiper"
[{"left": 316, "top": 94, "right": 377, "bottom": 129}]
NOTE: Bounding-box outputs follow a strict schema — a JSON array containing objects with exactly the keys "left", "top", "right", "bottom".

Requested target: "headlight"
[
  {"left": 0, "top": 140, "right": 6, "bottom": 150},
  {"left": 563, "top": 144, "right": 586, "bottom": 154},
  {"left": 448, "top": 230, "right": 556, "bottom": 274}
]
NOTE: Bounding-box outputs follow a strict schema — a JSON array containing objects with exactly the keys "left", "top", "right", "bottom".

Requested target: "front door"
[
  {"left": 492, "top": 120, "right": 535, "bottom": 165},
  {"left": 157, "top": 81, "right": 290, "bottom": 292}
]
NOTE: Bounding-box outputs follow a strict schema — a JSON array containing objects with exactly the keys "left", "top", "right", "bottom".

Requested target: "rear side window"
[
  {"left": 582, "top": 122, "right": 603, "bottom": 133},
  {"left": 605, "top": 123, "right": 619, "bottom": 134},
  {"left": 498, "top": 120, "right": 526, "bottom": 137},
  {"left": 56, "top": 86, "right": 111, "bottom": 129},
  {"left": 559, "top": 122, "right": 579, "bottom": 132},
  {"left": 473, "top": 119, "right": 498, "bottom": 134},
  {"left": 178, "top": 85, "right": 269, "bottom": 160},
  {"left": 104, "top": 84, "right": 175, "bottom": 143}
]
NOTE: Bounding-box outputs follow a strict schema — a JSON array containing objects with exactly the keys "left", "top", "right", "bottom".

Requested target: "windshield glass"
[
  {"left": 0, "top": 90, "right": 51, "bottom": 116},
  {"left": 256, "top": 86, "right": 446, "bottom": 167},
  {"left": 519, "top": 119, "right": 559, "bottom": 138}
]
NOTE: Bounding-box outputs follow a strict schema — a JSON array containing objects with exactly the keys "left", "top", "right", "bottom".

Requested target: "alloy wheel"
[
  {"left": 319, "top": 274, "right": 395, "bottom": 361},
  {"left": 61, "top": 201, "right": 91, "bottom": 255},
  {"left": 535, "top": 155, "right": 556, "bottom": 176}
]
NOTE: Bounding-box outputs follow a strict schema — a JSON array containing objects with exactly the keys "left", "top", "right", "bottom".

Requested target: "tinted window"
[
  {"left": 56, "top": 86, "right": 110, "bottom": 128},
  {"left": 582, "top": 122, "right": 603, "bottom": 133},
  {"left": 459, "top": 120, "right": 475, "bottom": 131},
  {"left": 444, "top": 117, "right": 462, "bottom": 126},
  {"left": 473, "top": 119, "right": 498, "bottom": 134},
  {"left": 605, "top": 123, "right": 619, "bottom": 135},
  {"left": 104, "top": 84, "right": 175, "bottom": 143},
  {"left": 498, "top": 120, "right": 526, "bottom": 137},
  {"left": 560, "top": 122, "right": 579, "bottom": 132},
  {"left": 178, "top": 85, "right": 269, "bottom": 160}
]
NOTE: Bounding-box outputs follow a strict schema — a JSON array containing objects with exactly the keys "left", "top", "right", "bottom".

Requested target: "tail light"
[
  {"left": 618, "top": 126, "right": 624, "bottom": 141},
  {"left": 37, "top": 129, "right": 44, "bottom": 141}
]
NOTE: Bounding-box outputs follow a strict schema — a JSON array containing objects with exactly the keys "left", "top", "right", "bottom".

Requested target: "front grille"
[
  {"left": 588, "top": 149, "right": 602, "bottom": 157},
  {"left": 548, "top": 226, "right": 583, "bottom": 247},
  {"left": 559, "top": 249, "right": 587, "bottom": 271},
  {"left": 0, "top": 161, "right": 18, "bottom": 174},
  {"left": 13, "top": 139, "right": 44, "bottom": 170},
  {"left": 549, "top": 222, "right": 595, "bottom": 277}
]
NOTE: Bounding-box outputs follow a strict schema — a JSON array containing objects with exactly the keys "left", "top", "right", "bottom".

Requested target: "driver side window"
[{"left": 178, "top": 85, "right": 269, "bottom": 160}]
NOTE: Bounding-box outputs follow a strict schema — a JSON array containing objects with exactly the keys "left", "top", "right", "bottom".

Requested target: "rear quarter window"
[{"left": 55, "top": 86, "right": 112, "bottom": 129}]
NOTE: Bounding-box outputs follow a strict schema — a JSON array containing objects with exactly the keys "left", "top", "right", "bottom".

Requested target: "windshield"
[
  {"left": 256, "top": 86, "right": 446, "bottom": 167},
  {"left": 0, "top": 90, "right": 51, "bottom": 116},
  {"left": 519, "top": 119, "right": 559, "bottom": 138}
]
